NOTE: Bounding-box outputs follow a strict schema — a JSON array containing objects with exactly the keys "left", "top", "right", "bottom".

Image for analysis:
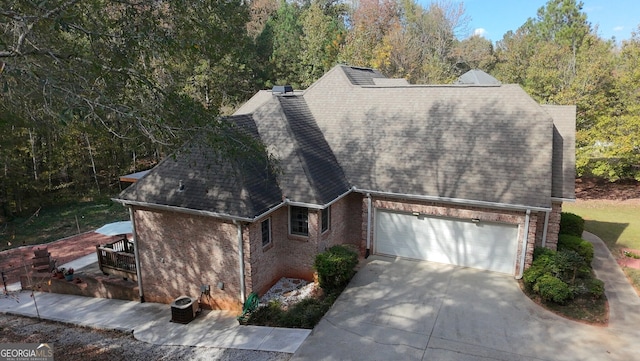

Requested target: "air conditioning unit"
[{"left": 170, "top": 296, "right": 199, "bottom": 324}]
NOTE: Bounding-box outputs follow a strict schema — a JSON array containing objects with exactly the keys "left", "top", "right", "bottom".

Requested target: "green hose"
[{"left": 236, "top": 292, "right": 260, "bottom": 322}]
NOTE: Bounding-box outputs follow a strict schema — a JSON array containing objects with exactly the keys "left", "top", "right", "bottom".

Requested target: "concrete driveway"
[{"left": 292, "top": 233, "right": 640, "bottom": 361}]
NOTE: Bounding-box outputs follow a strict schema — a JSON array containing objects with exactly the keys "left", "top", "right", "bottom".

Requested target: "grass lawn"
[
  {"left": 563, "top": 200, "right": 640, "bottom": 250},
  {"left": 0, "top": 198, "right": 128, "bottom": 251},
  {"left": 563, "top": 200, "right": 640, "bottom": 293}
]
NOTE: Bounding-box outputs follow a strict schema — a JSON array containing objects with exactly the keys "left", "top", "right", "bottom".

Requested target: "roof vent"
[
  {"left": 272, "top": 85, "right": 293, "bottom": 94},
  {"left": 178, "top": 180, "right": 185, "bottom": 192}
]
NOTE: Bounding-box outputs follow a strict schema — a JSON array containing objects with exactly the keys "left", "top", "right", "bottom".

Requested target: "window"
[
  {"left": 261, "top": 218, "right": 271, "bottom": 247},
  {"left": 321, "top": 206, "right": 330, "bottom": 233},
  {"left": 290, "top": 206, "right": 309, "bottom": 236}
]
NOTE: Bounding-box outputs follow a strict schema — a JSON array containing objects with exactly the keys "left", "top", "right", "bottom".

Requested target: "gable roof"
[{"left": 117, "top": 65, "right": 575, "bottom": 217}]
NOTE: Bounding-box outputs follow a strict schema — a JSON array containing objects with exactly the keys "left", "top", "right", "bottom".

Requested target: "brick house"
[{"left": 114, "top": 66, "right": 575, "bottom": 311}]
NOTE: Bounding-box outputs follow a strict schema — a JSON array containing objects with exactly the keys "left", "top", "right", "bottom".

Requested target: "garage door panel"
[{"left": 375, "top": 210, "right": 518, "bottom": 274}]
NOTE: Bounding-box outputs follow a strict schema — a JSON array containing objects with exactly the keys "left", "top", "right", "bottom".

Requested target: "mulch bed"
[
  {"left": 1, "top": 232, "right": 119, "bottom": 286},
  {"left": 575, "top": 177, "right": 640, "bottom": 200},
  {"left": 618, "top": 249, "right": 640, "bottom": 270}
]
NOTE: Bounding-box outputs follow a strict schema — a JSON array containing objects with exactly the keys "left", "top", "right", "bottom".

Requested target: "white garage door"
[{"left": 375, "top": 210, "right": 519, "bottom": 274}]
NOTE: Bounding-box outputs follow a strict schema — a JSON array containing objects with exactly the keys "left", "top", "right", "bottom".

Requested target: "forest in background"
[{"left": 1, "top": 0, "right": 639, "bottom": 217}]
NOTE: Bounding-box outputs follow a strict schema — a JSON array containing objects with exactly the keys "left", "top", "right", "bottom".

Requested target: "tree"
[
  {"left": 0, "top": 0, "right": 264, "bottom": 215},
  {"left": 298, "top": 0, "right": 346, "bottom": 87},
  {"left": 452, "top": 34, "right": 496, "bottom": 73},
  {"left": 340, "top": 0, "right": 400, "bottom": 68},
  {"left": 577, "top": 26, "right": 640, "bottom": 180},
  {"left": 255, "top": 0, "right": 305, "bottom": 88}
]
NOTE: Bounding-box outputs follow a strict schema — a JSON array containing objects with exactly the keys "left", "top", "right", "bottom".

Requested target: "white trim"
[
  {"left": 353, "top": 188, "right": 551, "bottom": 212},
  {"left": 516, "top": 210, "right": 531, "bottom": 279},
  {"left": 261, "top": 218, "right": 272, "bottom": 248},
  {"left": 288, "top": 205, "right": 309, "bottom": 237},
  {"left": 321, "top": 206, "right": 330, "bottom": 234},
  {"left": 234, "top": 221, "right": 246, "bottom": 302},
  {"left": 128, "top": 206, "right": 145, "bottom": 303},
  {"left": 112, "top": 199, "right": 254, "bottom": 222},
  {"left": 551, "top": 197, "right": 576, "bottom": 203},
  {"left": 366, "top": 193, "right": 372, "bottom": 253},
  {"left": 541, "top": 210, "right": 550, "bottom": 248}
]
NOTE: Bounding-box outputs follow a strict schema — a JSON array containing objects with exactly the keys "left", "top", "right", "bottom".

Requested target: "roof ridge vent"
[{"left": 272, "top": 85, "right": 294, "bottom": 94}]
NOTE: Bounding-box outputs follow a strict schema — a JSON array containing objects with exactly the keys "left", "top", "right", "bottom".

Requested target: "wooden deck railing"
[{"left": 96, "top": 239, "right": 137, "bottom": 281}]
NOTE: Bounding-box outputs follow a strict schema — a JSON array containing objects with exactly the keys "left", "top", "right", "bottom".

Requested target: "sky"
[{"left": 443, "top": 0, "right": 639, "bottom": 44}]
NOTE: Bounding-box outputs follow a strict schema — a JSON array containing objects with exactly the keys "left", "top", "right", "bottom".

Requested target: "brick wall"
[
  {"left": 532, "top": 202, "right": 562, "bottom": 251},
  {"left": 133, "top": 207, "right": 243, "bottom": 311},
  {"left": 545, "top": 202, "right": 562, "bottom": 250},
  {"left": 247, "top": 194, "right": 364, "bottom": 296},
  {"left": 320, "top": 193, "right": 363, "bottom": 252}
]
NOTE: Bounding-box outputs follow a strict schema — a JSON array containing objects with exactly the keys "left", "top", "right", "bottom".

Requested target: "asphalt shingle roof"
[
  {"left": 117, "top": 115, "right": 282, "bottom": 218},
  {"left": 305, "top": 67, "right": 559, "bottom": 209},
  {"left": 455, "top": 69, "right": 502, "bottom": 85},
  {"left": 276, "top": 96, "right": 350, "bottom": 204},
  {"left": 543, "top": 105, "right": 577, "bottom": 200},
  {"left": 118, "top": 65, "right": 575, "bottom": 216}
]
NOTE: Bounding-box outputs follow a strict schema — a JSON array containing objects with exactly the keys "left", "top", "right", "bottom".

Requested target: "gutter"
[
  {"left": 541, "top": 210, "right": 550, "bottom": 248},
  {"left": 112, "top": 185, "right": 356, "bottom": 224},
  {"left": 112, "top": 199, "right": 254, "bottom": 223},
  {"left": 233, "top": 220, "right": 246, "bottom": 302},
  {"left": 516, "top": 209, "right": 531, "bottom": 280},
  {"left": 283, "top": 186, "right": 356, "bottom": 210},
  {"left": 366, "top": 193, "right": 372, "bottom": 258},
  {"left": 128, "top": 206, "right": 145, "bottom": 303},
  {"left": 551, "top": 197, "right": 576, "bottom": 203},
  {"left": 352, "top": 188, "right": 551, "bottom": 213}
]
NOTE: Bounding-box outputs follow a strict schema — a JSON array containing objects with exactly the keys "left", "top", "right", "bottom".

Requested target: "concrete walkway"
[
  {"left": 0, "top": 290, "right": 310, "bottom": 353},
  {"left": 292, "top": 232, "right": 640, "bottom": 361},
  {"left": 582, "top": 231, "right": 640, "bottom": 330},
  {"left": 1, "top": 251, "right": 310, "bottom": 353}
]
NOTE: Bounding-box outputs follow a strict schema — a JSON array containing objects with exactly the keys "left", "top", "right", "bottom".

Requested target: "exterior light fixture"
[
  {"left": 412, "top": 212, "right": 420, "bottom": 216},
  {"left": 471, "top": 218, "right": 480, "bottom": 223}
]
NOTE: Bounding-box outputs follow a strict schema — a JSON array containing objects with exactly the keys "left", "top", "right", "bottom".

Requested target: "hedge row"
[{"left": 523, "top": 212, "right": 604, "bottom": 304}]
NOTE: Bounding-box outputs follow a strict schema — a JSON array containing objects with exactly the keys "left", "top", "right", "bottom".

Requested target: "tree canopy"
[{"left": 1, "top": 0, "right": 639, "bottom": 219}]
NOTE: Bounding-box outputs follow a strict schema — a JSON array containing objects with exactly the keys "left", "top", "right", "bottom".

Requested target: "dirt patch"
[
  {"left": 0, "top": 314, "right": 290, "bottom": 361},
  {"left": 1, "top": 232, "right": 119, "bottom": 286}
]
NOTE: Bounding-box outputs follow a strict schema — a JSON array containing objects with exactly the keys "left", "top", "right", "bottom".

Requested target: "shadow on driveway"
[{"left": 293, "top": 252, "right": 640, "bottom": 361}]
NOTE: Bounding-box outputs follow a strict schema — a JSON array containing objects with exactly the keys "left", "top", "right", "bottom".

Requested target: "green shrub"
[
  {"left": 247, "top": 296, "right": 338, "bottom": 329},
  {"left": 559, "top": 212, "right": 585, "bottom": 237},
  {"left": 553, "top": 249, "right": 585, "bottom": 284},
  {"left": 524, "top": 248, "right": 557, "bottom": 290},
  {"left": 534, "top": 274, "right": 574, "bottom": 304},
  {"left": 280, "top": 297, "right": 332, "bottom": 329},
  {"left": 558, "top": 234, "right": 594, "bottom": 265},
  {"left": 246, "top": 300, "right": 285, "bottom": 327},
  {"left": 587, "top": 279, "right": 605, "bottom": 299},
  {"left": 523, "top": 264, "right": 547, "bottom": 291},
  {"left": 533, "top": 246, "right": 555, "bottom": 260},
  {"left": 314, "top": 245, "right": 359, "bottom": 294}
]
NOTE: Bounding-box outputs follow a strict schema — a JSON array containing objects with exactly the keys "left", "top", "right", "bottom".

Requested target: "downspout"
[
  {"left": 366, "top": 193, "right": 372, "bottom": 258},
  {"left": 234, "top": 220, "right": 246, "bottom": 302},
  {"left": 128, "top": 207, "right": 144, "bottom": 303},
  {"left": 541, "top": 210, "right": 550, "bottom": 248},
  {"left": 516, "top": 209, "right": 531, "bottom": 279}
]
